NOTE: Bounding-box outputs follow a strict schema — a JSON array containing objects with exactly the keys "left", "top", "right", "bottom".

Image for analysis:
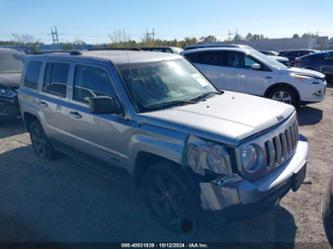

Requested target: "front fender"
[{"left": 126, "top": 131, "right": 187, "bottom": 174}]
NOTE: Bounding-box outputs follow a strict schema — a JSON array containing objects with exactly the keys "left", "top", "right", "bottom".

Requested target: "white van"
[{"left": 182, "top": 47, "right": 326, "bottom": 106}]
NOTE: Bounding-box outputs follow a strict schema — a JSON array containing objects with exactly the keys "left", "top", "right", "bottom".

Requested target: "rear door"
[
  {"left": 38, "top": 61, "right": 72, "bottom": 144},
  {"left": 185, "top": 50, "right": 231, "bottom": 90}
]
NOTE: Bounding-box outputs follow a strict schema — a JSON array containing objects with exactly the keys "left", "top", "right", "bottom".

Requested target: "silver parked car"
[{"left": 18, "top": 50, "right": 308, "bottom": 234}]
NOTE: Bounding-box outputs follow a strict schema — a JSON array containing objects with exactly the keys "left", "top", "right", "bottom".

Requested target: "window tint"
[
  {"left": 73, "top": 65, "right": 115, "bottom": 103},
  {"left": 43, "top": 63, "right": 69, "bottom": 97},
  {"left": 226, "top": 52, "right": 244, "bottom": 68},
  {"left": 24, "top": 61, "right": 42, "bottom": 89},
  {"left": 186, "top": 51, "right": 226, "bottom": 66},
  {"left": 308, "top": 54, "right": 324, "bottom": 61}
]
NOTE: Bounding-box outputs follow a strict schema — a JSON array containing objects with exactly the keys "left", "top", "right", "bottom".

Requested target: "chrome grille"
[{"left": 264, "top": 119, "right": 298, "bottom": 169}]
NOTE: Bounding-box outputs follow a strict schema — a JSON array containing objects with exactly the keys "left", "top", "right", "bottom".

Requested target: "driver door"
[{"left": 64, "top": 64, "right": 129, "bottom": 168}]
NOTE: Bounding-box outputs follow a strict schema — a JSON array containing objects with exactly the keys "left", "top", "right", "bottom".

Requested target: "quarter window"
[
  {"left": 43, "top": 62, "right": 70, "bottom": 97},
  {"left": 24, "top": 61, "right": 42, "bottom": 89},
  {"left": 73, "top": 65, "right": 115, "bottom": 103}
]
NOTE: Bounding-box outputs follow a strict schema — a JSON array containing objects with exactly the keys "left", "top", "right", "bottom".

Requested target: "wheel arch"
[
  {"left": 264, "top": 83, "right": 300, "bottom": 103},
  {"left": 133, "top": 151, "right": 183, "bottom": 186},
  {"left": 23, "top": 112, "right": 40, "bottom": 131}
]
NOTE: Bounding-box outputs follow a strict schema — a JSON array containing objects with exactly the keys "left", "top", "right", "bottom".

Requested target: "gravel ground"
[{"left": 0, "top": 86, "right": 332, "bottom": 246}]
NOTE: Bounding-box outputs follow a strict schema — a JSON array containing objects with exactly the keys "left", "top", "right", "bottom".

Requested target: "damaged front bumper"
[{"left": 199, "top": 136, "right": 308, "bottom": 215}]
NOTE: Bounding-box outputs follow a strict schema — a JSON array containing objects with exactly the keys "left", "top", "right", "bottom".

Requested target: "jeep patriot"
[{"left": 18, "top": 50, "right": 308, "bottom": 234}]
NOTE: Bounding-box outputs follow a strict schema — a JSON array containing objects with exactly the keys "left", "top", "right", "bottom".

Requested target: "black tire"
[
  {"left": 143, "top": 162, "right": 200, "bottom": 235},
  {"left": 267, "top": 86, "right": 298, "bottom": 107},
  {"left": 29, "top": 121, "right": 56, "bottom": 161}
]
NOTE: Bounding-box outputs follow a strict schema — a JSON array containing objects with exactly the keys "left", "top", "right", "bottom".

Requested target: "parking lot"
[{"left": 0, "top": 85, "right": 332, "bottom": 245}]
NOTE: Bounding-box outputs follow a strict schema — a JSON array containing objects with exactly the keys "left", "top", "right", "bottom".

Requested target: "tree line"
[{"left": 0, "top": 31, "right": 323, "bottom": 52}]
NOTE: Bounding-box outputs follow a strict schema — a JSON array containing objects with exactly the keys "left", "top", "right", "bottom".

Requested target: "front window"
[
  {"left": 119, "top": 59, "right": 219, "bottom": 112},
  {"left": 251, "top": 50, "right": 287, "bottom": 69}
]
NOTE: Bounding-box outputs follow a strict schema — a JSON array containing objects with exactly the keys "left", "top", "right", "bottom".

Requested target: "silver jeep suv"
[{"left": 18, "top": 50, "right": 308, "bottom": 234}]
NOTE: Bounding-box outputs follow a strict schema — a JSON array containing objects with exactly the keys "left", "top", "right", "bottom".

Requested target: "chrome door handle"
[
  {"left": 39, "top": 101, "right": 48, "bottom": 108},
  {"left": 69, "top": 111, "right": 82, "bottom": 119}
]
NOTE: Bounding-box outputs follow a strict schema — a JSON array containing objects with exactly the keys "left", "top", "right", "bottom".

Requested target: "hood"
[
  {"left": 286, "top": 67, "right": 326, "bottom": 79},
  {"left": 137, "top": 91, "right": 295, "bottom": 145},
  {"left": 0, "top": 72, "right": 21, "bottom": 88}
]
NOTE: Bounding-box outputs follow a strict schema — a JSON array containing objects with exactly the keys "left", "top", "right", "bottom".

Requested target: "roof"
[{"left": 27, "top": 50, "right": 182, "bottom": 65}]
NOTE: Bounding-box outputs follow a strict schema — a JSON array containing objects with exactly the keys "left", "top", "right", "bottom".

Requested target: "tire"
[
  {"left": 267, "top": 86, "right": 298, "bottom": 107},
  {"left": 143, "top": 162, "right": 200, "bottom": 235},
  {"left": 29, "top": 121, "right": 56, "bottom": 161}
]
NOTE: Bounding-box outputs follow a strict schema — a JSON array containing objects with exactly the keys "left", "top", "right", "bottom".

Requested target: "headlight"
[
  {"left": 185, "top": 135, "right": 233, "bottom": 176},
  {"left": 0, "top": 88, "right": 16, "bottom": 98},
  {"left": 239, "top": 144, "right": 265, "bottom": 174},
  {"left": 291, "top": 73, "right": 319, "bottom": 84}
]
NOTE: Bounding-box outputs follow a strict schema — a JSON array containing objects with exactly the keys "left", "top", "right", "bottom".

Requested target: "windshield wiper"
[
  {"left": 145, "top": 99, "right": 196, "bottom": 111},
  {"left": 190, "top": 91, "right": 222, "bottom": 102}
]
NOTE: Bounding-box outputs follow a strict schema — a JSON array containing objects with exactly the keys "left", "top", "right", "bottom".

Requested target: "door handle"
[
  {"left": 69, "top": 111, "right": 82, "bottom": 119},
  {"left": 266, "top": 76, "right": 273, "bottom": 79},
  {"left": 39, "top": 101, "right": 48, "bottom": 108}
]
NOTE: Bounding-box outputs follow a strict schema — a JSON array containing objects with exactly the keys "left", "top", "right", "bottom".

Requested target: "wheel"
[
  {"left": 268, "top": 87, "right": 297, "bottom": 106},
  {"left": 29, "top": 121, "right": 56, "bottom": 160},
  {"left": 143, "top": 162, "right": 200, "bottom": 235}
]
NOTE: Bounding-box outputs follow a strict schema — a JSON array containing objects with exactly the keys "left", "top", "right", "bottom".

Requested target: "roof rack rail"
[
  {"left": 32, "top": 50, "right": 83, "bottom": 55},
  {"left": 88, "top": 47, "right": 142, "bottom": 51}
]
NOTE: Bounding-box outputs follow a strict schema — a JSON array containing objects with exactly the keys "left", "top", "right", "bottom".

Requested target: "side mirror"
[
  {"left": 88, "top": 96, "right": 123, "bottom": 115},
  {"left": 251, "top": 63, "right": 261, "bottom": 70}
]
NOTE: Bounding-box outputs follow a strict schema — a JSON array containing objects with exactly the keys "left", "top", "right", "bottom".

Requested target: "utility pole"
[
  {"left": 145, "top": 28, "right": 155, "bottom": 41},
  {"left": 227, "top": 30, "right": 235, "bottom": 42},
  {"left": 50, "top": 26, "right": 59, "bottom": 44}
]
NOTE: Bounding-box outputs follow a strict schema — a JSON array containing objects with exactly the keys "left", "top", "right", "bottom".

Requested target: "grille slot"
[{"left": 265, "top": 120, "right": 298, "bottom": 168}]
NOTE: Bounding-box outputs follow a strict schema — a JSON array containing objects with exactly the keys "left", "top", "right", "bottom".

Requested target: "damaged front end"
[{"left": 183, "top": 131, "right": 308, "bottom": 214}]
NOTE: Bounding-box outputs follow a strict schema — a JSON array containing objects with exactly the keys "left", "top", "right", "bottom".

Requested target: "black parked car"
[
  {"left": 278, "top": 49, "right": 318, "bottom": 66},
  {"left": 294, "top": 51, "right": 333, "bottom": 81},
  {"left": 0, "top": 48, "right": 24, "bottom": 121}
]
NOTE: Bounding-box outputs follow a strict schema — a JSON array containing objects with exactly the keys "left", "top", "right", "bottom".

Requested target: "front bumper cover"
[{"left": 199, "top": 136, "right": 308, "bottom": 212}]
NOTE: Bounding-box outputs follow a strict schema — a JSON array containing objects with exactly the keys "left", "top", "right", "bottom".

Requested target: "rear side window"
[
  {"left": 307, "top": 54, "right": 324, "bottom": 61},
  {"left": 24, "top": 61, "right": 42, "bottom": 89},
  {"left": 185, "top": 51, "right": 226, "bottom": 66},
  {"left": 43, "top": 62, "right": 70, "bottom": 97},
  {"left": 73, "top": 65, "right": 115, "bottom": 103}
]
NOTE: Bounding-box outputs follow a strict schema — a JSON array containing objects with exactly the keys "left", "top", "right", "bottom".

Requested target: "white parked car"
[{"left": 182, "top": 47, "right": 327, "bottom": 106}]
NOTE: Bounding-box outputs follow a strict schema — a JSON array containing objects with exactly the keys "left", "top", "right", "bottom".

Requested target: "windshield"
[
  {"left": 119, "top": 58, "right": 219, "bottom": 112},
  {"left": 251, "top": 49, "right": 287, "bottom": 69},
  {"left": 0, "top": 50, "right": 23, "bottom": 74}
]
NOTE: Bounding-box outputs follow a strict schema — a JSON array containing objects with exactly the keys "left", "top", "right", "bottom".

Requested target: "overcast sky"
[{"left": 0, "top": 0, "right": 332, "bottom": 44}]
